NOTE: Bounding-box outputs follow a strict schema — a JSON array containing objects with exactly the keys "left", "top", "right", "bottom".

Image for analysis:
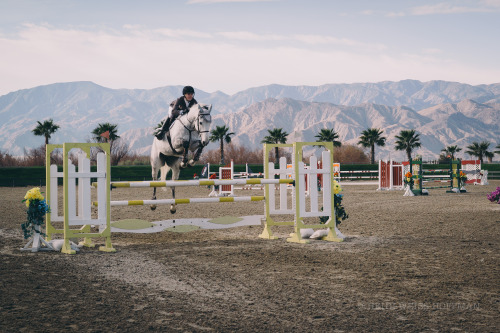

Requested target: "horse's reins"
[
  {"left": 168, "top": 109, "right": 210, "bottom": 154},
  {"left": 179, "top": 110, "right": 210, "bottom": 141}
]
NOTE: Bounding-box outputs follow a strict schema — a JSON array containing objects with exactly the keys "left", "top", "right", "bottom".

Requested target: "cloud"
[
  {"left": 217, "top": 31, "right": 285, "bottom": 41},
  {"left": 410, "top": 2, "right": 493, "bottom": 15},
  {"left": 293, "top": 34, "right": 387, "bottom": 51},
  {"left": 480, "top": 0, "right": 500, "bottom": 7},
  {"left": 422, "top": 48, "right": 443, "bottom": 55},
  {"left": 385, "top": 1, "right": 500, "bottom": 16},
  {"left": 0, "top": 24, "right": 498, "bottom": 96},
  {"left": 187, "top": 0, "right": 275, "bottom": 4},
  {"left": 217, "top": 31, "right": 386, "bottom": 51},
  {"left": 386, "top": 11, "right": 406, "bottom": 17}
]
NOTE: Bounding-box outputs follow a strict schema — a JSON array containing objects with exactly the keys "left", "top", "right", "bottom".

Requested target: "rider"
[{"left": 156, "top": 85, "right": 198, "bottom": 140}]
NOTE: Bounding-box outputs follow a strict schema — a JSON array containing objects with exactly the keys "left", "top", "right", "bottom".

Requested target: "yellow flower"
[
  {"left": 333, "top": 180, "right": 342, "bottom": 195},
  {"left": 24, "top": 187, "right": 44, "bottom": 206}
]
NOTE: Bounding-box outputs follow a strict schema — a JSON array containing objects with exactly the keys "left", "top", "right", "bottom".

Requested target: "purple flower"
[{"left": 487, "top": 187, "right": 500, "bottom": 203}]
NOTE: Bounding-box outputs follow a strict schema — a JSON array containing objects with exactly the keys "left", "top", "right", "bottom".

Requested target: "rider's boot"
[{"left": 155, "top": 118, "right": 171, "bottom": 140}]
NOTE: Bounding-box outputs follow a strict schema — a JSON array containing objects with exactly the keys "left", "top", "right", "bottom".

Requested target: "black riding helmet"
[{"left": 183, "top": 86, "right": 195, "bottom": 95}]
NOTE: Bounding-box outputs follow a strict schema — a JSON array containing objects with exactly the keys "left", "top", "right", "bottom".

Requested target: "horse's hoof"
[
  {"left": 188, "top": 160, "right": 195, "bottom": 166},
  {"left": 170, "top": 208, "right": 176, "bottom": 214},
  {"left": 150, "top": 205, "right": 157, "bottom": 211},
  {"left": 180, "top": 162, "right": 187, "bottom": 168}
]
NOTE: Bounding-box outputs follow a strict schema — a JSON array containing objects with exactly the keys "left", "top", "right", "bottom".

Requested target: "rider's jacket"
[{"left": 169, "top": 96, "right": 198, "bottom": 119}]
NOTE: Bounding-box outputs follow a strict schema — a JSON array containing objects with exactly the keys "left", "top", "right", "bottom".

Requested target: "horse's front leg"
[
  {"left": 170, "top": 163, "right": 181, "bottom": 214},
  {"left": 151, "top": 186, "right": 157, "bottom": 211},
  {"left": 188, "top": 141, "right": 204, "bottom": 167},
  {"left": 150, "top": 157, "right": 161, "bottom": 211},
  {"left": 170, "top": 186, "right": 176, "bottom": 214},
  {"left": 180, "top": 140, "right": 190, "bottom": 168}
]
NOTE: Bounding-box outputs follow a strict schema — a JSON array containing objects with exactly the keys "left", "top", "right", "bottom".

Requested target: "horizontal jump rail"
[
  {"left": 420, "top": 174, "right": 452, "bottom": 177},
  {"left": 422, "top": 186, "right": 452, "bottom": 189},
  {"left": 94, "top": 196, "right": 266, "bottom": 206},
  {"left": 422, "top": 180, "right": 451, "bottom": 183},
  {"left": 93, "top": 178, "right": 294, "bottom": 188},
  {"left": 340, "top": 175, "right": 376, "bottom": 178}
]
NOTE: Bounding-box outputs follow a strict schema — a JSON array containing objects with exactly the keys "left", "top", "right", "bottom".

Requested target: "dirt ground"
[{"left": 1, "top": 181, "right": 499, "bottom": 332}]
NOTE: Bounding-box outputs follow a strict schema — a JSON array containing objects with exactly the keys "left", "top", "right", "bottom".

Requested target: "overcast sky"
[{"left": 1, "top": 0, "right": 499, "bottom": 96}]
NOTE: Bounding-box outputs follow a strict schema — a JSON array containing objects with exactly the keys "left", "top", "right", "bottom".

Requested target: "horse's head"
[{"left": 189, "top": 103, "right": 212, "bottom": 146}]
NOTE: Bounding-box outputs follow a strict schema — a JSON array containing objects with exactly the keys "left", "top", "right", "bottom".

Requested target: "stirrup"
[{"left": 156, "top": 130, "right": 169, "bottom": 140}]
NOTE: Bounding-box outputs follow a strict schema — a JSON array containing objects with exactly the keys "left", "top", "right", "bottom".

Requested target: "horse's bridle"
[{"left": 178, "top": 109, "right": 211, "bottom": 147}]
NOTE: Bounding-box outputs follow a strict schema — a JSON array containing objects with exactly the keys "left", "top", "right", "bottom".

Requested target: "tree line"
[
  {"left": 259, "top": 127, "right": 500, "bottom": 165},
  {"left": 2, "top": 119, "right": 499, "bottom": 167}
]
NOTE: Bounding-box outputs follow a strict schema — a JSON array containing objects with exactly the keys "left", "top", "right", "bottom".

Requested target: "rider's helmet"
[{"left": 183, "top": 86, "right": 195, "bottom": 95}]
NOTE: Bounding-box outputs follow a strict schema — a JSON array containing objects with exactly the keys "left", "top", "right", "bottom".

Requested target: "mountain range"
[{"left": 0, "top": 80, "right": 499, "bottom": 161}]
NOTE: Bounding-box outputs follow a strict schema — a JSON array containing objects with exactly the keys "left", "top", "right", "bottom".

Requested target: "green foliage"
[
  {"left": 261, "top": 128, "right": 289, "bottom": 144},
  {"left": 209, "top": 125, "right": 235, "bottom": 144},
  {"left": 403, "top": 171, "right": 414, "bottom": 188},
  {"left": 91, "top": 123, "right": 120, "bottom": 142},
  {"left": 441, "top": 145, "right": 462, "bottom": 160},
  {"left": 21, "top": 189, "right": 50, "bottom": 239},
  {"left": 32, "top": 119, "right": 60, "bottom": 145},
  {"left": 358, "top": 128, "right": 386, "bottom": 164},
  {"left": 209, "top": 125, "right": 235, "bottom": 165},
  {"left": 466, "top": 141, "right": 493, "bottom": 163},
  {"left": 261, "top": 128, "right": 289, "bottom": 164},
  {"left": 319, "top": 194, "right": 348, "bottom": 226},
  {"left": 394, "top": 129, "right": 421, "bottom": 161},
  {"left": 1, "top": 163, "right": 499, "bottom": 187},
  {"left": 315, "top": 129, "right": 341, "bottom": 147}
]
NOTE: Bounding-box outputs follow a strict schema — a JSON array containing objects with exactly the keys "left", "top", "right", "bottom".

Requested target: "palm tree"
[
  {"left": 209, "top": 125, "right": 235, "bottom": 165},
  {"left": 91, "top": 123, "right": 120, "bottom": 143},
  {"left": 90, "top": 123, "right": 129, "bottom": 165},
  {"left": 315, "top": 128, "right": 341, "bottom": 148},
  {"left": 32, "top": 119, "right": 60, "bottom": 145},
  {"left": 358, "top": 128, "right": 386, "bottom": 164},
  {"left": 465, "top": 141, "right": 493, "bottom": 164},
  {"left": 394, "top": 129, "right": 421, "bottom": 161},
  {"left": 441, "top": 145, "right": 462, "bottom": 160},
  {"left": 261, "top": 128, "right": 289, "bottom": 163}
]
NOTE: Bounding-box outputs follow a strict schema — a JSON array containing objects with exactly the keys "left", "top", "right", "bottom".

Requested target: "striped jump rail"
[
  {"left": 94, "top": 195, "right": 266, "bottom": 207},
  {"left": 423, "top": 185, "right": 451, "bottom": 189},
  {"left": 93, "top": 178, "right": 294, "bottom": 188},
  {"left": 422, "top": 179, "right": 451, "bottom": 183}
]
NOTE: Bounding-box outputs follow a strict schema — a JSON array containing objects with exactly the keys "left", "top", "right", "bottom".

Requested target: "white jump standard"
[
  {"left": 45, "top": 143, "right": 115, "bottom": 255},
  {"left": 45, "top": 141, "right": 342, "bottom": 254}
]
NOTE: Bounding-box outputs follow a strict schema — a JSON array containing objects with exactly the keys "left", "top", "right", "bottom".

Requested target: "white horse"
[{"left": 150, "top": 103, "right": 212, "bottom": 213}]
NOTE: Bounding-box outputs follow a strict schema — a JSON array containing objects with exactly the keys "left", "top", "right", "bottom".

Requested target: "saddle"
[{"left": 158, "top": 116, "right": 189, "bottom": 156}]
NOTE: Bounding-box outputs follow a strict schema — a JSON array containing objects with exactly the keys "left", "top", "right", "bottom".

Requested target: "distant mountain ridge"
[
  {"left": 0, "top": 80, "right": 499, "bottom": 160},
  {"left": 208, "top": 98, "right": 499, "bottom": 161}
]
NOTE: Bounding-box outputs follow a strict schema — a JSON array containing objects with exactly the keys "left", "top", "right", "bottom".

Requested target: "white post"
[
  {"left": 68, "top": 160, "right": 76, "bottom": 222},
  {"left": 389, "top": 159, "right": 394, "bottom": 190},
  {"left": 97, "top": 152, "right": 108, "bottom": 229},
  {"left": 377, "top": 159, "right": 382, "bottom": 190}
]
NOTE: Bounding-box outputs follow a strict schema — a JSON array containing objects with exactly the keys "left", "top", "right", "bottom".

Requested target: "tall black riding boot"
[{"left": 156, "top": 118, "right": 171, "bottom": 140}]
